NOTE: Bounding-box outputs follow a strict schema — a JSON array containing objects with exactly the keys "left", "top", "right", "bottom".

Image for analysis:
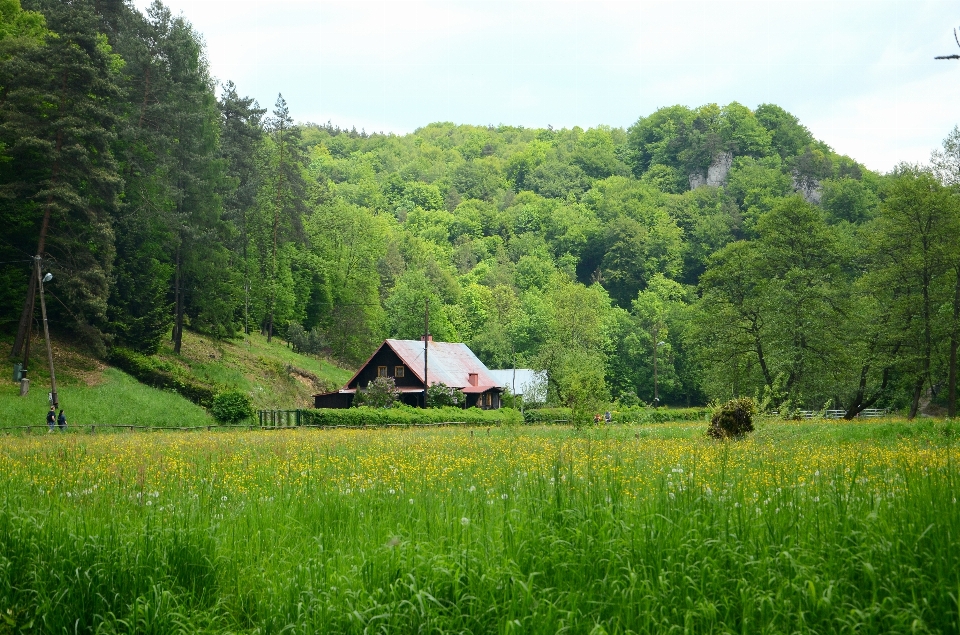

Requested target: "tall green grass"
[
  {"left": 0, "top": 421, "right": 957, "bottom": 633},
  {"left": 0, "top": 367, "right": 211, "bottom": 429}
]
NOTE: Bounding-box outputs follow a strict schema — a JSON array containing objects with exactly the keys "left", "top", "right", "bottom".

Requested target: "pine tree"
[
  {"left": 2, "top": 0, "right": 122, "bottom": 355},
  {"left": 258, "top": 94, "right": 307, "bottom": 341},
  {"left": 219, "top": 81, "right": 265, "bottom": 335}
]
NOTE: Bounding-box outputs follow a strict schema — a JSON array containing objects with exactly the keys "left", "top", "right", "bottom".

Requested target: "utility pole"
[
  {"left": 11, "top": 273, "right": 36, "bottom": 368},
  {"left": 423, "top": 299, "right": 429, "bottom": 408},
  {"left": 36, "top": 257, "right": 58, "bottom": 409}
]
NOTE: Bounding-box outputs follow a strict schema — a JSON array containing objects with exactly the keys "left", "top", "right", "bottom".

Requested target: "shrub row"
[
  {"left": 616, "top": 407, "right": 711, "bottom": 424},
  {"left": 301, "top": 405, "right": 522, "bottom": 427},
  {"left": 523, "top": 406, "right": 711, "bottom": 425},
  {"left": 108, "top": 347, "right": 218, "bottom": 408},
  {"left": 523, "top": 408, "right": 573, "bottom": 423}
]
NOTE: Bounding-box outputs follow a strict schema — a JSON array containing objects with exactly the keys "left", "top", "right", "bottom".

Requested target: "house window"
[
  {"left": 377, "top": 366, "right": 387, "bottom": 377},
  {"left": 395, "top": 366, "right": 405, "bottom": 377},
  {"left": 485, "top": 393, "right": 492, "bottom": 407}
]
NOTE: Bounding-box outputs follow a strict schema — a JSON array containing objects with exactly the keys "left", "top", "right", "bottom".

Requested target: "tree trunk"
[
  {"left": 949, "top": 264, "right": 960, "bottom": 416},
  {"left": 909, "top": 376, "right": 924, "bottom": 419},
  {"left": 242, "top": 205, "right": 249, "bottom": 335},
  {"left": 11, "top": 274, "right": 37, "bottom": 364},
  {"left": 172, "top": 239, "right": 183, "bottom": 354},
  {"left": 752, "top": 323, "right": 773, "bottom": 388},
  {"left": 268, "top": 126, "right": 283, "bottom": 343},
  {"left": 844, "top": 366, "right": 891, "bottom": 419}
]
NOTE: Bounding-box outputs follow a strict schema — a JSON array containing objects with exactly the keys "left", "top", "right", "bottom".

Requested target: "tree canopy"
[{"left": 3, "top": 0, "right": 960, "bottom": 418}]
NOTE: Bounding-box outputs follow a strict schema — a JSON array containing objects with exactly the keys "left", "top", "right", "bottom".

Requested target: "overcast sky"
[{"left": 132, "top": 0, "right": 960, "bottom": 173}]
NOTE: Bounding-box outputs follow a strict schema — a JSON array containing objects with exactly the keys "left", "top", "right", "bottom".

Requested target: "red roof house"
[{"left": 314, "top": 337, "right": 503, "bottom": 409}]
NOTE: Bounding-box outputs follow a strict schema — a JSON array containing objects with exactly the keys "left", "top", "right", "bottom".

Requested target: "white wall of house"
[{"left": 488, "top": 369, "right": 547, "bottom": 404}]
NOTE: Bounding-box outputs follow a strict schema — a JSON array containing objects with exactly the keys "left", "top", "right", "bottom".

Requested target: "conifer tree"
[
  {"left": 219, "top": 81, "right": 265, "bottom": 335},
  {"left": 3, "top": 0, "right": 122, "bottom": 355},
  {"left": 258, "top": 94, "right": 307, "bottom": 341}
]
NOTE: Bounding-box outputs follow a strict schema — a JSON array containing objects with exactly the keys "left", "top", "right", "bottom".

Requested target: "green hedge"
[
  {"left": 615, "top": 406, "right": 711, "bottom": 424},
  {"left": 301, "top": 405, "right": 522, "bottom": 427},
  {"left": 523, "top": 407, "right": 572, "bottom": 423},
  {"left": 523, "top": 406, "right": 710, "bottom": 425},
  {"left": 108, "top": 347, "right": 218, "bottom": 408}
]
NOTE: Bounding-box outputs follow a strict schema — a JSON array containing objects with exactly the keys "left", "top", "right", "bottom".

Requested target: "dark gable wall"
[{"left": 348, "top": 345, "right": 423, "bottom": 389}]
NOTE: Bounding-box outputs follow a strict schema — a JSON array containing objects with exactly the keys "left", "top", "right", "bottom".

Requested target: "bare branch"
[{"left": 935, "top": 27, "right": 960, "bottom": 59}]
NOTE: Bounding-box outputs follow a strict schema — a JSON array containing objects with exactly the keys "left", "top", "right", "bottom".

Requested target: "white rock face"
[
  {"left": 792, "top": 174, "right": 822, "bottom": 204},
  {"left": 706, "top": 152, "right": 733, "bottom": 187},
  {"left": 688, "top": 152, "right": 733, "bottom": 190}
]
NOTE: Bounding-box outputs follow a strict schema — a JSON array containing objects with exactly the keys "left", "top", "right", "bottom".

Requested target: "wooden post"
[
  {"left": 36, "top": 258, "right": 58, "bottom": 409},
  {"left": 423, "top": 299, "right": 429, "bottom": 408}
]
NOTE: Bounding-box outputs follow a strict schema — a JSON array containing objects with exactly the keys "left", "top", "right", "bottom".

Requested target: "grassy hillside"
[
  {"left": 0, "top": 330, "right": 354, "bottom": 428},
  {"left": 151, "top": 330, "right": 353, "bottom": 409},
  {"left": 0, "top": 367, "right": 212, "bottom": 428}
]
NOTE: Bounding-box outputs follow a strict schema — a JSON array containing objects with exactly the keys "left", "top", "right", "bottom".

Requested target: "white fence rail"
[{"left": 771, "top": 408, "right": 890, "bottom": 420}]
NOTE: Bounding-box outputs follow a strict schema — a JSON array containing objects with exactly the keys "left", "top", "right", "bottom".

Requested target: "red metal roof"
[
  {"left": 327, "top": 339, "right": 503, "bottom": 397},
  {"left": 385, "top": 339, "right": 500, "bottom": 390}
]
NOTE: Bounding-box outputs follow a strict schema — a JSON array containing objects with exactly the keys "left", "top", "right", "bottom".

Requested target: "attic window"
[
  {"left": 377, "top": 366, "right": 387, "bottom": 377},
  {"left": 395, "top": 366, "right": 405, "bottom": 377}
]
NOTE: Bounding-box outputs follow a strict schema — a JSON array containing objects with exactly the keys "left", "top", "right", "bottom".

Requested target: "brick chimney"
[
  {"left": 420, "top": 335, "right": 433, "bottom": 342},
  {"left": 468, "top": 373, "right": 478, "bottom": 386}
]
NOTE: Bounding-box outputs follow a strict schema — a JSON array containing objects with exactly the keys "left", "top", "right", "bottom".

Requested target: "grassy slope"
[
  {"left": 152, "top": 330, "right": 353, "bottom": 410},
  {"left": 0, "top": 368, "right": 212, "bottom": 428},
  {"left": 0, "top": 330, "right": 353, "bottom": 428}
]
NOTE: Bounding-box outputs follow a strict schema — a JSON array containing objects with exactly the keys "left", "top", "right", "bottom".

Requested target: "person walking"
[
  {"left": 57, "top": 409, "right": 67, "bottom": 430},
  {"left": 46, "top": 405, "right": 56, "bottom": 431}
]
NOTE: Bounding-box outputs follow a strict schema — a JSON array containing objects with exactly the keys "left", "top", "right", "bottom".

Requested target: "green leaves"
[{"left": 211, "top": 390, "right": 253, "bottom": 423}]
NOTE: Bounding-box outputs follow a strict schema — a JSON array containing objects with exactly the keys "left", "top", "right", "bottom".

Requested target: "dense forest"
[{"left": 3, "top": 0, "right": 960, "bottom": 418}]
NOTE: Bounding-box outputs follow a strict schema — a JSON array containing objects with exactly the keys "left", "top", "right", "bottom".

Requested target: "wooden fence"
[
  {"left": 776, "top": 408, "right": 890, "bottom": 420},
  {"left": 0, "top": 408, "right": 894, "bottom": 435}
]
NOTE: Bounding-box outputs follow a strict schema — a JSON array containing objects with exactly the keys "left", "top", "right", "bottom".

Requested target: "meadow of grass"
[
  {"left": 0, "top": 419, "right": 957, "bottom": 633},
  {"left": 0, "top": 367, "right": 212, "bottom": 429}
]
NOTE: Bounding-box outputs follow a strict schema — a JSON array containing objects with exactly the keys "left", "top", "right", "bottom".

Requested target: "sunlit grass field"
[
  {"left": 0, "top": 368, "right": 212, "bottom": 429},
  {"left": 0, "top": 420, "right": 957, "bottom": 633}
]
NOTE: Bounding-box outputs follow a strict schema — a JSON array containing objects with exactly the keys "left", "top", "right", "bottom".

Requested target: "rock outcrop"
[
  {"left": 792, "top": 173, "right": 822, "bottom": 204},
  {"left": 706, "top": 152, "right": 733, "bottom": 187},
  {"left": 688, "top": 151, "right": 733, "bottom": 190}
]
